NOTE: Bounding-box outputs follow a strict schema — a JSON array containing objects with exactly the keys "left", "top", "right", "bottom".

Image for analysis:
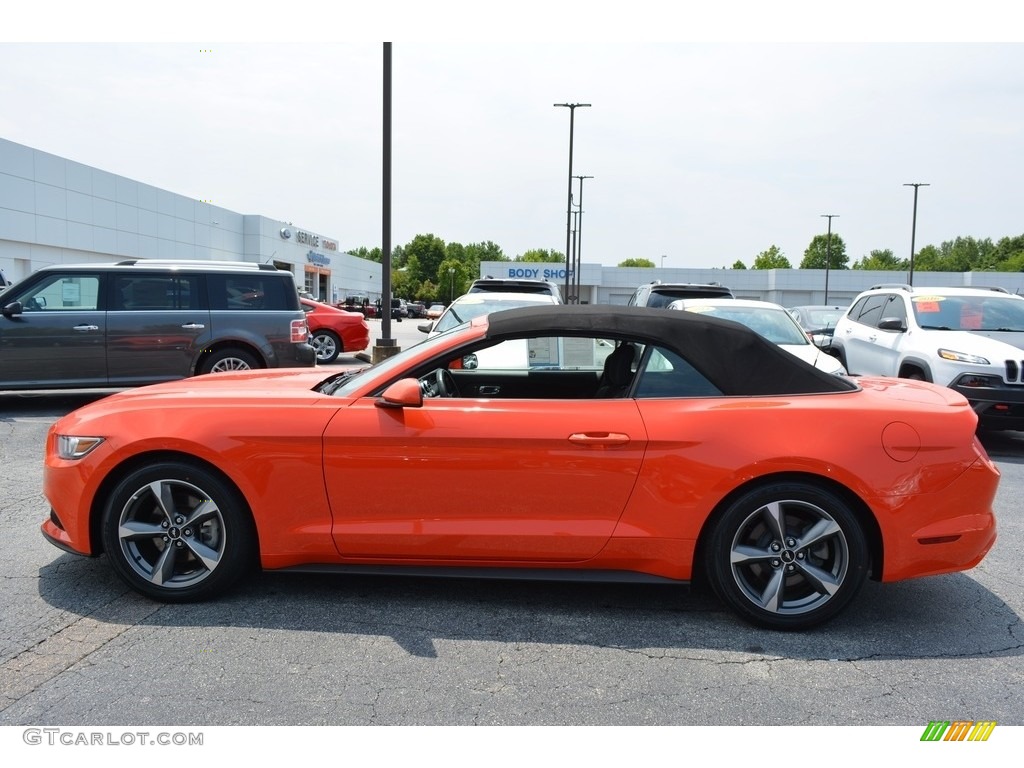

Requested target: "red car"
[
  {"left": 300, "top": 298, "right": 369, "bottom": 363},
  {"left": 40, "top": 305, "right": 998, "bottom": 630}
]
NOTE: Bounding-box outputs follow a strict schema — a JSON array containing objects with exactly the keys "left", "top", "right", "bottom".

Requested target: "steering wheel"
[
  {"left": 420, "top": 368, "right": 459, "bottom": 398},
  {"left": 435, "top": 368, "right": 459, "bottom": 398}
]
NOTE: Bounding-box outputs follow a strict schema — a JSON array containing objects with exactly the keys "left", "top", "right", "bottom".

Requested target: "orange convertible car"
[{"left": 41, "top": 305, "right": 998, "bottom": 630}]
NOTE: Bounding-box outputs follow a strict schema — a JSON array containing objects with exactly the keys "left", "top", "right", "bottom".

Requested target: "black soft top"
[{"left": 485, "top": 304, "right": 856, "bottom": 396}]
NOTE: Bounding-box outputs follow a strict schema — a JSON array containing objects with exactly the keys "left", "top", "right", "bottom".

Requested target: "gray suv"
[{"left": 1, "top": 260, "right": 315, "bottom": 390}]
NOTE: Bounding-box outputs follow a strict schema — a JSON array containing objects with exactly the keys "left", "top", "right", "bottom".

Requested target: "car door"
[
  {"left": 106, "top": 273, "right": 211, "bottom": 385},
  {"left": 323, "top": 394, "right": 648, "bottom": 562},
  {"left": 0, "top": 272, "right": 107, "bottom": 388}
]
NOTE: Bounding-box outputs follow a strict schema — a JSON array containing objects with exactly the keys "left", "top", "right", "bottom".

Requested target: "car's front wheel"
[
  {"left": 199, "top": 348, "right": 259, "bottom": 374},
  {"left": 311, "top": 329, "right": 341, "bottom": 363},
  {"left": 705, "top": 482, "right": 868, "bottom": 630},
  {"left": 100, "top": 462, "right": 256, "bottom": 602}
]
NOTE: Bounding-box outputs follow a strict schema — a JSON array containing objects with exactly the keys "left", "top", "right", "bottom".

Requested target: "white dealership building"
[{"left": 3, "top": 137, "right": 1019, "bottom": 307}]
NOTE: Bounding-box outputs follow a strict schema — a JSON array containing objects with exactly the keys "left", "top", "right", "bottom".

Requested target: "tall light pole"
[
  {"left": 573, "top": 174, "right": 593, "bottom": 304},
  {"left": 821, "top": 214, "right": 839, "bottom": 304},
  {"left": 554, "top": 102, "right": 590, "bottom": 303},
  {"left": 904, "top": 183, "right": 929, "bottom": 286},
  {"left": 448, "top": 267, "right": 455, "bottom": 303}
]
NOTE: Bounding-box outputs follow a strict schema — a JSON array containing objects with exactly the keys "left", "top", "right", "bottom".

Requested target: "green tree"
[
  {"left": 852, "top": 249, "right": 907, "bottom": 270},
  {"left": 404, "top": 234, "right": 448, "bottom": 285},
  {"left": 800, "top": 233, "right": 849, "bottom": 270},
  {"left": 911, "top": 244, "right": 944, "bottom": 272},
  {"left": 752, "top": 245, "right": 790, "bottom": 269},
  {"left": 732, "top": 260, "right": 747, "bottom": 269},
  {"left": 344, "top": 246, "right": 380, "bottom": 263},
  {"left": 465, "top": 241, "right": 508, "bottom": 263},
  {"left": 618, "top": 258, "right": 656, "bottom": 268},
  {"left": 437, "top": 258, "right": 468, "bottom": 302},
  {"left": 517, "top": 249, "right": 564, "bottom": 263},
  {"left": 993, "top": 234, "right": 1024, "bottom": 271}
]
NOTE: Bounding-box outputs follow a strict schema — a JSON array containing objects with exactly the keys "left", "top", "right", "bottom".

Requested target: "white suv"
[{"left": 831, "top": 283, "right": 1024, "bottom": 429}]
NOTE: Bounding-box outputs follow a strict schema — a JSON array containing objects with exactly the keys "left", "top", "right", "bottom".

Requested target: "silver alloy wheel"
[
  {"left": 209, "top": 355, "right": 253, "bottom": 372},
  {"left": 311, "top": 331, "right": 339, "bottom": 362},
  {"left": 728, "top": 498, "right": 849, "bottom": 617},
  {"left": 116, "top": 478, "right": 227, "bottom": 589}
]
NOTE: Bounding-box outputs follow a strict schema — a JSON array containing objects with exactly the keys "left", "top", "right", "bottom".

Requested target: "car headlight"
[
  {"left": 56, "top": 435, "right": 105, "bottom": 460},
  {"left": 938, "top": 349, "right": 990, "bottom": 365}
]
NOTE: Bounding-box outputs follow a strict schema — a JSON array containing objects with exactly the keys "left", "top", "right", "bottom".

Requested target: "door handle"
[
  {"left": 181, "top": 323, "right": 206, "bottom": 330},
  {"left": 72, "top": 324, "right": 99, "bottom": 332},
  {"left": 568, "top": 432, "right": 630, "bottom": 447},
  {"left": 478, "top": 386, "right": 500, "bottom": 396}
]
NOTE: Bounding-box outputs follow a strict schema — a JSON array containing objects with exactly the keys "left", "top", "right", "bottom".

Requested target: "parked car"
[
  {"left": 406, "top": 301, "right": 427, "bottom": 319},
  {"left": 787, "top": 305, "right": 848, "bottom": 350},
  {"left": 468, "top": 277, "right": 563, "bottom": 302},
  {"left": 627, "top": 280, "right": 734, "bottom": 308},
  {"left": 419, "top": 292, "right": 559, "bottom": 338},
  {"left": 1, "top": 259, "right": 314, "bottom": 390},
  {"left": 340, "top": 296, "right": 377, "bottom": 318},
  {"left": 41, "top": 304, "right": 998, "bottom": 630},
  {"left": 668, "top": 298, "right": 847, "bottom": 375},
  {"left": 301, "top": 298, "right": 370, "bottom": 364},
  {"left": 831, "top": 283, "right": 1024, "bottom": 430},
  {"left": 426, "top": 303, "right": 446, "bottom": 319}
]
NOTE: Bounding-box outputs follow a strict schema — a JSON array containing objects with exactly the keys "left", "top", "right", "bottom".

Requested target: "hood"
[
  {"left": 917, "top": 329, "right": 1024, "bottom": 358},
  {"left": 780, "top": 344, "right": 847, "bottom": 375}
]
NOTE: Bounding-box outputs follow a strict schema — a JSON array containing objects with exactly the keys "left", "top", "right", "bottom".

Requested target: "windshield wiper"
[
  {"left": 919, "top": 324, "right": 953, "bottom": 330},
  {"left": 317, "top": 367, "right": 368, "bottom": 395}
]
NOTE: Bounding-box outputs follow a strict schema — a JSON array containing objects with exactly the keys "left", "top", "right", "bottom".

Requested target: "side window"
[
  {"left": 879, "top": 294, "right": 907, "bottom": 327},
  {"left": 209, "top": 275, "right": 289, "bottom": 310},
  {"left": 13, "top": 274, "right": 102, "bottom": 311},
  {"left": 464, "top": 336, "right": 617, "bottom": 373},
  {"left": 853, "top": 294, "right": 888, "bottom": 327},
  {"left": 114, "top": 276, "right": 199, "bottom": 310},
  {"left": 634, "top": 346, "right": 723, "bottom": 398}
]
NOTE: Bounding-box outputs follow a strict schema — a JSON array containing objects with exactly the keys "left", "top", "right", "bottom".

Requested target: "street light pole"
[
  {"left": 821, "top": 214, "right": 839, "bottom": 304},
  {"left": 573, "top": 174, "right": 593, "bottom": 304},
  {"left": 554, "top": 102, "right": 590, "bottom": 303},
  {"left": 904, "top": 183, "right": 929, "bottom": 286},
  {"left": 448, "top": 267, "right": 455, "bottom": 303}
]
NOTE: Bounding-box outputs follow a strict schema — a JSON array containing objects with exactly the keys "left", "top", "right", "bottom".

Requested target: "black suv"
[
  {"left": 627, "top": 281, "right": 734, "bottom": 308},
  {"left": 0, "top": 259, "right": 315, "bottom": 390}
]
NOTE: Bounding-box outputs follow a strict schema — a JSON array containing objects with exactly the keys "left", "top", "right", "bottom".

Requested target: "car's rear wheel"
[
  {"left": 100, "top": 462, "right": 256, "bottom": 602},
  {"left": 200, "top": 348, "right": 259, "bottom": 374},
  {"left": 311, "top": 329, "right": 341, "bottom": 363},
  {"left": 705, "top": 482, "right": 868, "bottom": 630}
]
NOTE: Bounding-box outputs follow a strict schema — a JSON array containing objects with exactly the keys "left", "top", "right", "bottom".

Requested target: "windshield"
[
  {"left": 317, "top": 329, "right": 467, "bottom": 397},
  {"left": 802, "top": 308, "right": 845, "bottom": 329},
  {"left": 433, "top": 296, "right": 553, "bottom": 334},
  {"left": 687, "top": 306, "right": 809, "bottom": 345},
  {"left": 912, "top": 294, "right": 1024, "bottom": 331}
]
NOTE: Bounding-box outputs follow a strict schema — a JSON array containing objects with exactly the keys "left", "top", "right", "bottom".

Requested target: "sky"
[{"left": 3, "top": 4, "right": 1023, "bottom": 270}]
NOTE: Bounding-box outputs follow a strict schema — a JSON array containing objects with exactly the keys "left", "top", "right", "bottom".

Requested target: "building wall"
[
  {"left": 480, "top": 261, "right": 1024, "bottom": 308},
  {"left": 0, "top": 137, "right": 382, "bottom": 302}
]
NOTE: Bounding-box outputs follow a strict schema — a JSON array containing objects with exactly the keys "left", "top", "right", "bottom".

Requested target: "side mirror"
[
  {"left": 877, "top": 317, "right": 907, "bottom": 332},
  {"left": 417, "top": 322, "right": 433, "bottom": 334},
  {"left": 2, "top": 300, "right": 23, "bottom": 318},
  {"left": 375, "top": 378, "right": 423, "bottom": 409}
]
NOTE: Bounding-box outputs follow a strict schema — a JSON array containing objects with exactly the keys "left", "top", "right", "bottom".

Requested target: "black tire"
[
  {"left": 705, "top": 482, "right": 868, "bottom": 630},
  {"left": 311, "top": 329, "right": 341, "bottom": 363},
  {"left": 199, "top": 348, "right": 259, "bottom": 374},
  {"left": 100, "top": 462, "right": 256, "bottom": 602}
]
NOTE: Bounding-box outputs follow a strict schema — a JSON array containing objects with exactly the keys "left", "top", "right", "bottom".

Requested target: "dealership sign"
[{"left": 505, "top": 267, "right": 567, "bottom": 280}]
